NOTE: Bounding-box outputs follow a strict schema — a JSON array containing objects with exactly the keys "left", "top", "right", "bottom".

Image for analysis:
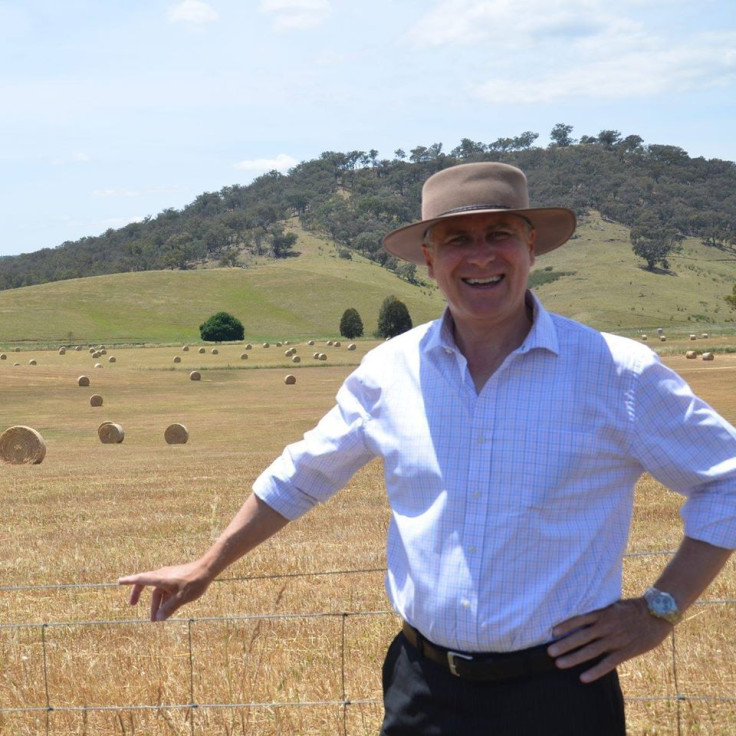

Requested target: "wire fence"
[{"left": 1, "top": 559, "right": 734, "bottom": 736}]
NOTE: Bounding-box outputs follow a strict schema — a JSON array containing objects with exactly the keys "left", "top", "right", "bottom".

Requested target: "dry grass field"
[{"left": 0, "top": 336, "right": 734, "bottom": 735}]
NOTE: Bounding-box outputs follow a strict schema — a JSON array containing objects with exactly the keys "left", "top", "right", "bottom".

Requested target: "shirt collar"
[{"left": 427, "top": 291, "right": 560, "bottom": 357}]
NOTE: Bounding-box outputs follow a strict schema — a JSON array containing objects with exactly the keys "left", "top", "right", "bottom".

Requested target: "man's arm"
[
  {"left": 548, "top": 536, "right": 733, "bottom": 682},
  {"left": 118, "top": 493, "right": 289, "bottom": 622}
]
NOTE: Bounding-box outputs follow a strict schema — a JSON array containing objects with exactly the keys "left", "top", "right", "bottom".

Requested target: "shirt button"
[
  {"left": 461, "top": 599, "right": 471, "bottom": 609},
  {"left": 473, "top": 492, "right": 481, "bottom": 499},
  {"left": 468, "top": 546, "right": 477, "bottom": 554}
]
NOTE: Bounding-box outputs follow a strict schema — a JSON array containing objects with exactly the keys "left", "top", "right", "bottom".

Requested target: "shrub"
[
  {"left": 199, "top": 311, "right": 245, "bottom": 342},
  {"left": 340, "top": 308, "right": 364, "bottom": 339}
]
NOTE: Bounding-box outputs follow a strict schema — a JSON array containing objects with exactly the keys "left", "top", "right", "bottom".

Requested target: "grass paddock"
[{"left": 1, "top": 338, "right": 735, "bottom": 735}]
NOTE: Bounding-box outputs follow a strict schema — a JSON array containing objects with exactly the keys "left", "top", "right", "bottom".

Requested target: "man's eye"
[{"left": 488, "top": 230, "right": 512, "bottom": 240}]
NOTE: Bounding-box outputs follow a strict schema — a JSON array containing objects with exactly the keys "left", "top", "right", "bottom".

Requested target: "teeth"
[{"left": 465, "top": 276, "right": 502, "bottom": 285}]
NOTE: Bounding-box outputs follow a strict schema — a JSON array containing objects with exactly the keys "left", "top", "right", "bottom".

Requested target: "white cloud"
[
  {"left": 234, "top": 153, "right": 298, "bottom": 173},
  {"left": 93, "top": 189, "right": 140, "bottom": 198},
  {"left": 473, "top": 31, "right": 736, "bottom": 103},
  {"left": 167, "top": 0, "right": 220, "bottom": 25},
  {"left": 52, "top": 152, "right": 92, "bottom": 166},
  {"left": 407, "top": 0, "right": 624, "bottom": 49},
  {"left": 259, "top": 0, "right": 330, "bottom": 31}
]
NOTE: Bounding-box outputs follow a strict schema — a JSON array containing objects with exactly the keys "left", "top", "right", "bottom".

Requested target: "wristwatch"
[{"left": 643, "top": 587, "right": 683, "bottom": 625}]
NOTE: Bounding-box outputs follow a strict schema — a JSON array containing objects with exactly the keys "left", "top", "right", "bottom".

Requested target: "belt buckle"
[{"left": 447, "top": 650, "right": 473, "bottom": 677}]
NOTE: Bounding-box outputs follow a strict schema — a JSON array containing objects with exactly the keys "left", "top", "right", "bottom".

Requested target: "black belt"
[{"left": 401, "top": 621, "right": 558, "bottom": 682}]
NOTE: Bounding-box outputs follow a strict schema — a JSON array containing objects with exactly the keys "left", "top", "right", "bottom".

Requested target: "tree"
[
  {"left": 725, "top": 285, "right": 736, "bottom": 311},
  {"left": 377, "top": 295, "right": 413, "bottom": 338},
  {"left": 199, "top": 311, "right": 245, "bottom": 342},
  {"left": 630, "top": 214, "right": 683, "bottom": 271},
  {"left": 271, "top": 227, "right": 298, "bottom": 258},
  {"left": 550, "top": 123, "right": 574, "bottom": 147},
  {"left": 339, "top": 308, "right": 364, "bottom": 339}
]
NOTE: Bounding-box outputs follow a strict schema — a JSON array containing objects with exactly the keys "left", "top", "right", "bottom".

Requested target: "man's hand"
[
  {"left": 118, "top": 561, "right": 213, "bottom": 622},
  {"left": 547, "top": 597, "right": 674, "bottom": 683}
]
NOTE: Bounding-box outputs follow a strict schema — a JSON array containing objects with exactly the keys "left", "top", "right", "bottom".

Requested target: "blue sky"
[{"left": 1, "top": 0, "right": 734, "bottom": 258}]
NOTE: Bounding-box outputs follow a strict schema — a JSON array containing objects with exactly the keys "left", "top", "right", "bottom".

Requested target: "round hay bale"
[
  {"left": 59, "top": 347, "right": 66, "bottom": 355},
  {"left": 92, "top": 350, "right": 102, "bottom": 359},
  {"left": 28, "top": 359, "right": 37, "bottom": 366},
  {"left": 640, "top": 335, "right": 647, "bottom": 342},
  {"left": 347, "top": 343, "right": 356, "bottom": 351},
  {"left": 276, "top": 342, "right": 282, "bottom": 347},
  {"left": 182, "top": 345, "right": 190, "bottom": 352},
  {"left": 99, "top": 348, "right": 107, "bottom": 355},
  {"left": 284, "top": 374, "right": 296, "bottom": 385},
  {"left": 198, "top": 347, "right": 206, "bottom": 354},
  {"left": 326, "top": 340, "right": 334, "bottom": 346},
  {"left": 659, "top": 336, "right": 666, "bottom": 342},
  {"left": 98, "top": 421, "right": 124, "bottom": 444},
  {"left": 75, "top": 346, "right": 83, "bottom": 351},
  {"left": 319, "top": 353, "right": 327, "bottom": 361},
  {"left": 284, "top": 340, "right": 290, "bottom": 345},
  {"left": 702, "top": 333, "right": 709, "bottom": 338},
  {"left": 240, "top": 353, "right": 249, "bottom": 360},
  {"left": 685, "top": 350, "right": 697, "bottom": 359},
  {"left": 334, "top": 341, "right": 341, "bottom": 347},
  {"left": 14, "top": 347, "right": 20, "bottom": 352},
  {"left": 0, "top": 353, "right": 6, "bottom": 360},
  {"left": 189, "top": 370, "right": 201, "bottom": 381},
  {"left": 164, "top": 423, "right": 189, "bottom": 445},
  {"left": 173, "top": 356, "right": 182, "bottom": 363},
  {"left": 94, "top": 363, "right": 103, "bottom": 369},
  {"left": 245, "top": 343, "right": 252, "bottom": 350},
  {"left": 13, "top": 363, "right": 19, "bottom": 366},
  {"left": 211, "top": 348, "right": 218, "bottom": 355},
  {"left": 313, "top": 352, "right": 320, "bottom": 359},
  {"left": 108, "top": 356, "right": 116, "bottom": 363},
  {"left": 292, "top": 356, "right": 301, "bottom": 363},
  {"left": 89, "top": 394, "right": 103, "bottom": 407},
  {"left": 262, "top": 342, "right": 270, "bottom": 348},
  {"left": 77, "top": 375, "right": 90, "bottom": 387},
  {"left": 0, "top": 425, "right": 46, "bottom": 464},
  {"left": 702, "top": 352, "right": 715, "bottom": 361},
  {"left": 689, "top": 334, "right": 697, "bottom": 341},
  {"left": 307, "top": 340, "right": 315, "bottom": 346},
  {"left": 89, "top": 347, "right": 96, "bottom": 354}
]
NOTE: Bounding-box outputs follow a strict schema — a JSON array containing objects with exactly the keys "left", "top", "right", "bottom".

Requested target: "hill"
[
  {"left": 1, "top": 133, "right": 735, "bottom": 293},
  {"left": 0, "top": 213, "right": 733, "bottom": 347}
]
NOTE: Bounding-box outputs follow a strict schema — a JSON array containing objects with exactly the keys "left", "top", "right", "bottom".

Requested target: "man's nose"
[{"left": 466, "top": 236, "right": 496, "bottom": 264}]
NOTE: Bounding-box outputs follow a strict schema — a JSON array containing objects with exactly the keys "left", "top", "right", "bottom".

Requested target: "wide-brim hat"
[{"left": 382, "top": 162, "right": 577, "bottom": 265}]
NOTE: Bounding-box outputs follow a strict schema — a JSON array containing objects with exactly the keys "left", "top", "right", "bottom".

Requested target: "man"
[{"left": 120, "top": 162, "right": 736, "bottom": 735}]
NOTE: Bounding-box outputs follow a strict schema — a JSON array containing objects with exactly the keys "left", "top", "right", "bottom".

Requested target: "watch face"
[
  {"left": 646, "top": 588, "right": 681, "bottom": 623},
  {"left": 652, "top": 592, "right": 677, "bottom": 615}
]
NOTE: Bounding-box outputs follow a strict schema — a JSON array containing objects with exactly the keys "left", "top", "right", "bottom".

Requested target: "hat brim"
[{"left": 382, "top": 207, "right": 577, "bottom": 265}]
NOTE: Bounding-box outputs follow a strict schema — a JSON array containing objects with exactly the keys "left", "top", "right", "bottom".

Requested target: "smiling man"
[{"left": 121, "top": 162, "right": 736, "bottom": 735}]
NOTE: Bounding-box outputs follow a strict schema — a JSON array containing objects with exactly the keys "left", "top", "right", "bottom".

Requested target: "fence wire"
[{"left": 1, "top": 560, "right": 734, "bottom": 736}]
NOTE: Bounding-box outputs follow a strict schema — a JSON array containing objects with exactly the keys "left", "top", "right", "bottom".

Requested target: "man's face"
[{"left": 422, "top": 212, "right": 536, "bottom": 332}]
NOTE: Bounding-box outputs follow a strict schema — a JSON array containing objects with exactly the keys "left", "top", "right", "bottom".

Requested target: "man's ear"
[
  {"left": 422, "top": 245, "right": 435, "bottom": 279},
  {"left": 528, "top": 229, "right": 536, "bottom": 268}
]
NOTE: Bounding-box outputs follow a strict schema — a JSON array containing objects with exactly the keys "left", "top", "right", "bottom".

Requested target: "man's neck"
[{"left": 450, "top": 299, "right": 534, "bottom": 393}]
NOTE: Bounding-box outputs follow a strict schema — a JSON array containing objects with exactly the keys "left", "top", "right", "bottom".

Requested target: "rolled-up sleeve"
[
  {"left": 252, "top": 369, "right": 379, "bottom": 521},
  {"left": 630, "top": 355, "right": 736, "bottom": 549}
]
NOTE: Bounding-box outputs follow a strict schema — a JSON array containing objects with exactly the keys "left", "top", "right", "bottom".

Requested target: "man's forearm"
[
  {"left": 200, "top": 493, "right": 290, "bottom": 578},
  {"left": 652, "top": 535, "right": 733, "bottom": 612}
]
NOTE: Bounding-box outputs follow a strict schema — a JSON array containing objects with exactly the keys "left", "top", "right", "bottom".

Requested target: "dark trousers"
[{"left": 380, "top": 631, "right": 626, "bottom": 736}]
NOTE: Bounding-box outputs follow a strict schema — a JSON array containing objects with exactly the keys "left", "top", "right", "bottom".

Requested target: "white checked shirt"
[{"left": 253, "top": 293, "right": 736, "bottom": 652}]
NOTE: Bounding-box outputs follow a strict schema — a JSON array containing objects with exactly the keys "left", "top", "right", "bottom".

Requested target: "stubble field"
[{"left": 0, "top": 337, "right": 734, "bottom": 735}]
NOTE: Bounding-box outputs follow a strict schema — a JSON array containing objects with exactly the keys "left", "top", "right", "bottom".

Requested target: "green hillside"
[
  {"left": 0, "top": 227, "right": 444, "bottom": 346},
  {"left": 0, "top": 214, "right": 734, "bottom": 347}
]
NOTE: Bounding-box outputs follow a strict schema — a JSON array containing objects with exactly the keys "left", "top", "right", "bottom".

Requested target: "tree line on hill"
[{"left": 1, "top": 125, "right": 735, "bottom": 291}]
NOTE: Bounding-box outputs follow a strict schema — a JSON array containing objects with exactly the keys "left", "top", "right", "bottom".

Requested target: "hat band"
[{"left": 437, "top": 203, "right": 512, "bottom": 217}]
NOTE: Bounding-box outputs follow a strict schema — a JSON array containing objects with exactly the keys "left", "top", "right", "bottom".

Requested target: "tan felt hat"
[{"left": 383, "top": 162, "right": 577, "bottom": 265}]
